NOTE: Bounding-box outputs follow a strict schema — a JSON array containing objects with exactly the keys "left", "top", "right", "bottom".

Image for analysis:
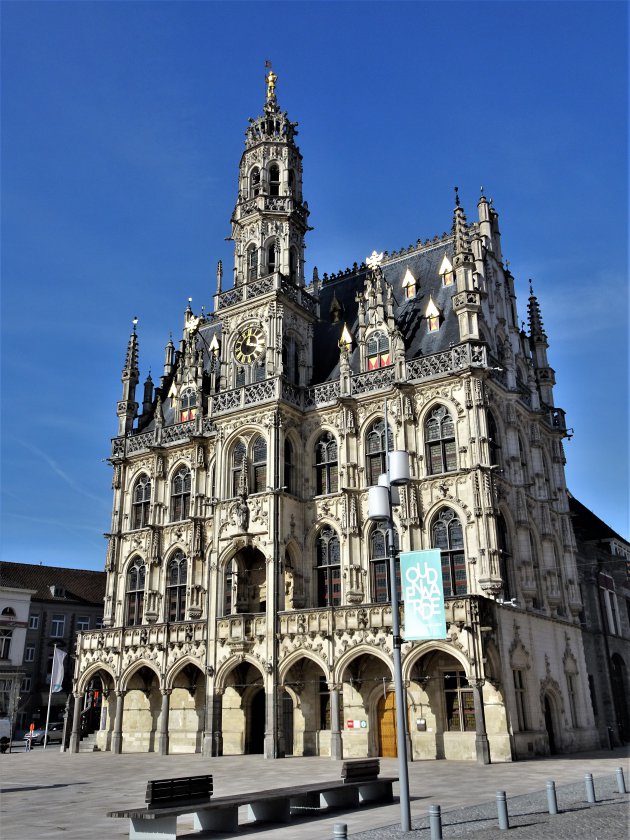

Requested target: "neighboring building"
[
  {"left": 569, "top": 494, "right": 630, "bottom": 746},
  {"left": 0, "top": 579, "right": 35, "bottom": 738},
  {"left": 0, "top": 562, "right": 105, "bottom": 730},
  {"left": 74, "top": 72, "right": 600, "bottom": 761}
]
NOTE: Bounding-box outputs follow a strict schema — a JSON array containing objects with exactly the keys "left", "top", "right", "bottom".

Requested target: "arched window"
[
  {"left": 269, "top": 163, "right": 280, "bottom": 196},
  {"left": 284, "top": 439, "right": 296, "bottom": 495},
  {"left": 315, "top": 432, "right": 338, "bottom": 495},
  {"left": 170, "top": 466, "right": 191, "bottom": 521},
  {"left": 224, "top": 558, "right": 237, "bottom": 615},
  {"left": 180, "top": 387, "right": 197, "bottom": 422},
  {"left": 370, "top": 526, "right": 401, "bottom": 603},
  {"left": 282, "top": 336, "right": 300, "bottom": 385},
  {"left": 444, "top": 670, "right": 475, "bottom": 731},
  {"left": 1, "top": 607, "right": 15, "bottom": 617},
  {"left": 496, "top": 514, "right": 513, "bottom": 600},
  {"left": 316, "top": 527, "right": 341, "bottom": 607},
  {"left": 432, "top": 508, "right": 466, "bottom": 597},
  {"left": 425, "top": 405, "right": 456, "bottom": 474},
  {"left": 366, "top": 331, "right": 390, "bottom": 370},
  {"left": 247, "top": 244, "right": 258, "bottom": 281},
  {"left": 250, "top": 167, "right": 260, "bottom": 197},
  {"left": 167, "top": 550, "right": 188, "bottom": 622},
  {"left": 365, "top": 418, "right": 392, "bottom": 486},
  {"left": 487, "top": 411, "right": 501, "bottom": 467},
  {"left": 252, "top": 435, "right": 267, "bottom": 493},
  {"left": 529, "top": 532, "right": 543, "bottom": 610},
  {"left": 131, "top": 474, "right": 151, "bottom": 530},
  {"left": 232, "top": 441, "right": 246, "bottom": 496},
  {"left": 126, "top": 558, "right": 145, "bottom": 626},
  {"left": 0, "top": 629, "right": 12, "bottom": 660},
  {"left": 267, "top": 242, "right": 276, "bottom": 274},
  {"left": 518, "top": 435, "right": 529, "bottom": 485},
  {"left": 289, "top": 247, "right": 298, "bottom": 283},
  {"left": 288, "top": 169, "right": 295, "bottom": 193}
]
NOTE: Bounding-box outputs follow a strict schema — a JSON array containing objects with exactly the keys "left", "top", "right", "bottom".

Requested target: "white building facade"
[{"left": 73, "top": 73, "right": 599, "bottom": 762}]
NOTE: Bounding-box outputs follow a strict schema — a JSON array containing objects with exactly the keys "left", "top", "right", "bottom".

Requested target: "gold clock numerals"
[{"left": 235, "top": 325, "right": 266, "bottom": 364}]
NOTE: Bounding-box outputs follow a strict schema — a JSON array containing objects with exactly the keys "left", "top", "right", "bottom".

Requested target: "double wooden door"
[{"left": 377, "top": 692, "right": 397, "bottom": 757}]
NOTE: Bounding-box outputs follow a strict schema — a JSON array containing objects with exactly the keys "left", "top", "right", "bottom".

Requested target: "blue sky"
[{"left": 1, "top": 1, "right": 627, "bottom": 571}]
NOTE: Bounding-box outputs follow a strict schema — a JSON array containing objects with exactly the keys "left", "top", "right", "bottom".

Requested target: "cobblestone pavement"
[{"left": 0, "top": 746, "right": 628, "bottom": 839}]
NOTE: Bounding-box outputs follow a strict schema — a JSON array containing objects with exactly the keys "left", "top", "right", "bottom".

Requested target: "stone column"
[
  {"left": 472, "top": 680, "right": 490, "bottom": 765},
  {"left": 111, "top": 690, "right": 125, "bottom": 755},
  {"left": 69, "top": 693, "right": 83, "bottom": 754},
  {"left": 158, "top": 689, "right": 171, "bottom": 756},
  {"left": 329, "top": 683, "right": 343, "bottom": 761},
  {"left": 209, "top": 691, "right": 223, "bottom": 757}
]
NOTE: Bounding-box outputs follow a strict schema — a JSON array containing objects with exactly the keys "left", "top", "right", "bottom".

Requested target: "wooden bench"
[{"left": 108, "top": 764, "right": 397, "bottom": 839}]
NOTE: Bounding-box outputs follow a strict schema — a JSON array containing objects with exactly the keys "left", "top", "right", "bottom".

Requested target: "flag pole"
[{"left": 43, "top": 643, "right": 56, "bottom": 750}]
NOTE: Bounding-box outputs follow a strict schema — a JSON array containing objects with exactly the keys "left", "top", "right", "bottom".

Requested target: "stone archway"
[
  {"left": 282, "top": 656, "right": 329, "bottom": 756},
  {"left": 223, "top": 546, "right": 268, "bottom": 614},
  {"left": 122, "top": 665, "right": 160, "bottom": 753},
  {"left": 220, "top": 660, "right": 265, "bottom": 755},
  {"left": 168, "top": 663, "right": 206, "bottom": 753},
  {"left": 337, "top": 650, "right": 394, "bottom": 759}
]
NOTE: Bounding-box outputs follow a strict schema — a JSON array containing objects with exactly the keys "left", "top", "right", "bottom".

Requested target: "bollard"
[
  {"left": 546, "top": 780, "right": 558, "bottom": 815},
  {"left": 333, "top": 823, "right": 348, "bottom": 840},
  {"left": 429, "top": 804, "right": 443, "bottom": 840},
  {"left": 616, "top": 766, "right": 627, "bottom": 794},
  {"left": 496, "top": 790, "right": 510, "bottom": 830},
  {"left": 584, "top": 772, "right": 597, "bottom": 803}
]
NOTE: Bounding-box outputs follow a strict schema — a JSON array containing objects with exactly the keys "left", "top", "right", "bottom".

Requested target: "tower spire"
[
  {"left": 117, "top": 317, "right": 140, "bottom": 435},
  {"left": 527, "top": 281, "right": 555, "bottom": 406},
  {"left": 452, "top": 187, "right": 472, "bottom": 263}
]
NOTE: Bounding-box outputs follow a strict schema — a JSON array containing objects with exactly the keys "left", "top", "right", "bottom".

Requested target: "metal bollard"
[
  {"left": 496, "top": 790, "right": 510, "bottom": 830},
  {"left": 616, "top": 766, "right": 627, "bottom": 794},
  {"left": 333, "top": 823, "right": 348, "bottom": 840},
  {"left": 429, "top": 804, "right": 443, "bottom": 840},
  {"left": 546, "top": 780, "right": 558, "bottom": 815},
  {"left": 584, "top": 772, "right": 597, "bottom": 803}
]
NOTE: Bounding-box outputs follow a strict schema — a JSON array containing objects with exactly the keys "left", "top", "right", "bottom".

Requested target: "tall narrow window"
[
  {"left": 370, "top": 526, "right": 401, "bottom": 603},
  {"left": 289, "top": 247, "right": 298, "bottom": 282},
  {"left": 518, "top": 435, "right": 529, "bottom": 485},
  {"left": 365, "top": 419, "right": 392, "bottom": 486},
  {"left": 0, "top": 631, "right": 11, "bottom": 660},
  {"left": 247, "top": 245, "right": 258, "bottom": 281},
  {"left": 566, "top": 673, "right": 578, "bottom": 727},
  {"left": 232, "top": 441, "right": 246, "bottom": 496},
  {"left": 487, "top": 411, "right": 501, "bottom": 467},
  {"left": 496, "top": 514, "right": 513, "bottom": 600},
  {"left": 50, "top": 614, "right": 65, "bottom": 637},
  {"left": 316, "top": 527, "right": 341, "bottom": 607},
  {"left": 126, "top": 558, "right": 145, "bottom": 626},
  {"left": 180, "top": 388, "right": 197, "bottom": 422},
  {"left": 529, "top": 532, "right": 544, "bottom": 610},
  {"left": 284, "top": 439, "right": 296, "bottom": 495},
  {"left": 267, "top": 243, "right": 276, "bottom": 274},
  {"left": 444, "top": 671, "right": 475, "bottom": 731},
  {"left": 425, "top": 405, "right": 456, "bottom": 474},
  {"left": 366, "top": 331, "right": 390, "bottom": 370},
  {"left": 513, "top": 670, "right": 528, "bottom": 730},
  {"left": 252, "top": 435, "right": 267, "bottom": 493},
  {"left": 288, "top": 169, "right": 295, "bottom": 194},
  {"left": 132, "top": 474, "right": 151, "bottom": 530},
  {"left": 170, "top": 466, "right": 191, "bottom": 521},
  {"left": 224, "top": 559, "right": 237, "bottom": 615},
  {"left": 315, "top": 432, "right": 338, "bottom": 495},
  {"left": 167, "top": 550, "right": 188, "bottom": 622},
  {"left": 432, "top": 508, "right": 466, "bottom": 597},
  {"left": 269, "top": 163, "right": 280, "bottom": 196},
  {"left": 282, "top": 336, "right": 300, "bottom": 384},
  {"left": 250, "top": 167, "right": 260, "bottom": 197}
]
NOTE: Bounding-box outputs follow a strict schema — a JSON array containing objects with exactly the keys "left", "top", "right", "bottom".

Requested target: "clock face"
[{"left": 234, "top": 324, "right": 266, "bottom": 364}]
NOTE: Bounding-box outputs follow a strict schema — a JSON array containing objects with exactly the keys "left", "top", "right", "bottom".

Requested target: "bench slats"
[
  {"left": 341, "top": 758, "right": 380, "bottom": 782},
  {"left": 145, "top": 775, "right": 213, "bottom": 808}
]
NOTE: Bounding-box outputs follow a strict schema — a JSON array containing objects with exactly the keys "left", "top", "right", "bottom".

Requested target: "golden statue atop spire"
[{"left": 265, "top": 60, "right": 277, "bottom": 100}]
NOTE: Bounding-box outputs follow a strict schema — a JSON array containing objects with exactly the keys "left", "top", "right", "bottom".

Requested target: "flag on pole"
[{"left": 51, "top": 647, "right": 67, "bottom": 693}]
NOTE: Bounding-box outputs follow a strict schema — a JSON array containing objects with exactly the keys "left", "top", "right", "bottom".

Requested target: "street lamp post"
[{"left": 367, "top": 402, "right": 412, "bottom": 832}]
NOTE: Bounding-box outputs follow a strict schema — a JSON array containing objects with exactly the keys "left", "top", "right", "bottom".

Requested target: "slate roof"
[
  {"left": 0, "top": 562, "right": 106, "bottom": 607},
  {"left": 568, "top": 493, "right": 629, "bottom": 545}
]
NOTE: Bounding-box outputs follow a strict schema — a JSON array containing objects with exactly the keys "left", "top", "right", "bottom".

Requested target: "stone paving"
[{"left": 0, "top": 745, "right": 627, "bottom": 840}]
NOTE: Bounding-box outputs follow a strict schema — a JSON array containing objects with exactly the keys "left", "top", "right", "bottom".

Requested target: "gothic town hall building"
[{"left": 72, "top": 74, "right": 599, "bottom": 762}]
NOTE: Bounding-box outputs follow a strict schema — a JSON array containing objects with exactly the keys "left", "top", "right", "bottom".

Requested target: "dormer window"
[
  {"left": 426, "top": 296, "right": 441, "bottom": 332},
  {"left": 269, "top": 163, "right": 280, "bottom": 196},
  {"left": 439, "top": 254, "right": 454, "bottom": 286},
  {"left": 50, "top": 585, "right": 66, "bottom": 598},
  {"left": 180, "top": 388, "right": 197, "bottom": 422},
  {"left": 366, "top": 331, "right": 390, "bottom": 370},
  {"left": 402, "top": 267, "right": 416, "bottom": 299},
  {"left": 250, "top": 167, "right": 261, "bottom": 197}
]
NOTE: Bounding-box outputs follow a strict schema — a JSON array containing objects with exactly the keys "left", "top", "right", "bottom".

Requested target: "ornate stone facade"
[{"left": 73, "top": 73, "right": 600, "bottom": 762}]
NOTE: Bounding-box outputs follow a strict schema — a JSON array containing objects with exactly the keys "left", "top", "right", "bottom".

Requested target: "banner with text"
[{"left": 400, "top": 549, "right": 447, "bottom": 640}]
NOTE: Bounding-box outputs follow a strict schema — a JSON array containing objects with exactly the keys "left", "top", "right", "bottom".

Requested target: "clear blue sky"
[{"left": 1, "top": 1, "right": 627, "bottom": 570}]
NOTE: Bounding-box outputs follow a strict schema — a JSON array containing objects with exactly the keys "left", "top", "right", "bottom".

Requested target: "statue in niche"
[{"left": 235, "top": 494, "right": 250, "bottom": 532}]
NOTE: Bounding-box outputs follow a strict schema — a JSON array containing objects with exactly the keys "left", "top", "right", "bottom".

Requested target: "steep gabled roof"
[{"left": 0, "top": 562, "right": 106, "bottom": 607}]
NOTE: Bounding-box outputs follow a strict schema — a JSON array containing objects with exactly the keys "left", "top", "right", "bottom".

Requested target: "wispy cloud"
[{"left": 2, "top": 511, "right": 104, "bottom": 535}]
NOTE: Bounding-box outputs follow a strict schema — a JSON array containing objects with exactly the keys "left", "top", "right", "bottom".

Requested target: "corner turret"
[{"left": 117, "top": 318, "right": 139, "bottom": 435}]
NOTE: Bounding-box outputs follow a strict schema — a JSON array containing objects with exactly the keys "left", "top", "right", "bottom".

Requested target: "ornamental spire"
[
  {"left": 527, "top": 281, "right": 547, "bottom": 342},
  {"left": 452, "top": 187, "right": 472, "bottom": 262}
]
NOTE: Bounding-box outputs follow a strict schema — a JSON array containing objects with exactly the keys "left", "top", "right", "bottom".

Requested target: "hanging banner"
[{"left": 400, "top": 549, "right": 447, "bottom": 640}]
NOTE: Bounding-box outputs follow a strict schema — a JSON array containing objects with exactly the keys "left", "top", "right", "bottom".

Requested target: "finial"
[
  {"left": 265, "top": 60, "right": 277, "bottom": 101},
  {"left": 454, "top": 186, "right": 460, "bottom": 207},
  {"left": 132, "top": 316, "right": 138, "bottom": 331},
  {"left": 480, "top": 185, "right": 484, "bottom": 197},
  {"left": 529, "top": 280, "right": 534, "bottom": 296},
  {"left": 366, "top": 250, "right": 384, "bottom": 269}
]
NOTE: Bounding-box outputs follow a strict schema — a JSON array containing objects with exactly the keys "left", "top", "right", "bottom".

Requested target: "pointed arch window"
[
  {"left": 267, "top": 242, "right": 276, "bottom": 274},
  {"left": 131, "top": 474, "right": 151, "bottom": 530},
  {"left": 167, "top": 550, "right": 188, "bottom": 622},
  {"left": 529, "top": 532, "right": 544, "bottom": 610},
  {"left": 366, "top": 331, "right": 390, "bottom": 370},
  {"left": 269, "top": 163, "right": 280, "bottom": 196},
  {"left": 180, "top": 387, "right": 197, "bottom": 423},
  {"left": 496, "top": 513, "right": 513, "bottom": 600},
  {"left": 425, "top": 405, "right": 456, "bottom": 474},
  {"left": 289, "top": 247, "right": 298, "bottom": 283},
  {"left": 432, "top": 508, "right": 466, "bottom": 597},
  {"left": 284, "top": 439, "right": 296, "bottom": 495},
  {"left": 126, "top": 558, "right": 145, "bottom": 626},
  {"left": 439, "top": 254, "right": 454, "bottom": 286},
  {"left": 518, "top": 435, "right": 529, "bottom": 485},
  {"left": 402, "top": 267, "right": 416, "bottom": 299},
  {"left": 366, "top": 418, "right": 393, "bottom": 486},
  {"left": 282, "top": 336, "right": 300, "bottom": 385},
  {"left": 316, "top": 527, "right": 341, "bottom": 607},
  {"left": 315, "top": 432, "right": 338, "bottom": 495},
  {"left": 370, "top": 526, "right": 401, "bottom": 603},
  {"left": 247, "top": 245, "right": 258, "bottom": 281},
  {"left": 170, "top": 466, "right": 191, "bottom": 521},
  {"left": 487, "top": 411, "right": 501, "bottom": 467},
  {"left": 250, "top": 167, "right": 261, "bottom": 197},
  {"left": 288, "top": 169, "right": 295, "bottom": 194},
  {"left": 232, "top": 441, "right": 246, "bottom": 497},
  {"left": 252, "top": 435, "right": 267, "bottom": 493}
]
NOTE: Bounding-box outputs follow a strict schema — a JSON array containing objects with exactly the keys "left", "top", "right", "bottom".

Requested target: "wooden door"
[{"left": 377, "top": 692, "right": 397, "bottom": 757}]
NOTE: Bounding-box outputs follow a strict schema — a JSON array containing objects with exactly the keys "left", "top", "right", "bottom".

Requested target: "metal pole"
[
  {"left": 496, "top": 790, "right": 509, "bottom": 830},
  {"left": 429, "top": 804, "right": 443, "bottom": 840},
  {"left": 43, "top": 643, "right": 56, "bottom": 750},
  {"left": 333, "top": 824, "right": 348, "bottom": 839},
  {"left": 616, "top": 766, "right": 627, "bottom": 794},
  {"left": 584, "top": 772, "right": 596, "bottom": 803},
  {"left": 546, "top": 780, "right": 558, "bottom": 815}
]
